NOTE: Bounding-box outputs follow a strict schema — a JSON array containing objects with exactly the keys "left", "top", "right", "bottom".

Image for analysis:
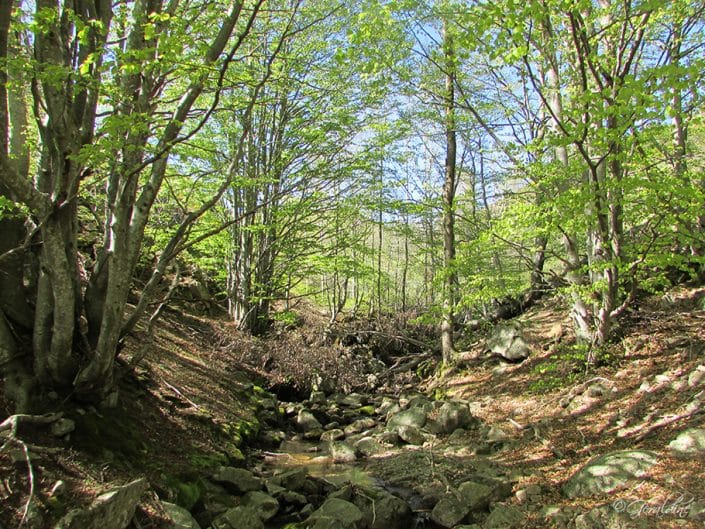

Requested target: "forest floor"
[{"left": 1, "top": 286, "right": 704, "bottom": 528}]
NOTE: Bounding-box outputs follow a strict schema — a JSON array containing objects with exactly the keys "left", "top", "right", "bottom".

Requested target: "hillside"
[{"left": 1, "top": 286, "right": 704, "bottom": 529}]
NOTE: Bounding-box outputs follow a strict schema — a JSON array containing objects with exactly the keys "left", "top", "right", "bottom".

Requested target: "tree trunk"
[{"left": 440, "top": 21, "right": 458, "bottom": 364}]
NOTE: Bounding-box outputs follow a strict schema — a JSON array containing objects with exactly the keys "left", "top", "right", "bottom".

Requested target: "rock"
[
  {"left": 430, "top": 496, "right": 470, "bottom": 528},
  {"left": 270, "top": 468, "right": 309, "bottom": 492},
  {"left": 338, "top": 393, "right": 365, "bottom": 408},
  {"left": 377, "top": 430, "right": 400, "bottom": 445},
  {"left": 426, "top": 401, "right": 474, "bottom": 434},
  {"left": 199, "top": 481, "right": 236, "bottom": 521},
  {"left": 458, "top": 480, "right": 493, "bottom": 512},
  {"left": 376, "top": 397, "right": 397, "bottom": 415},
  {"left": 210, "top": 506, "right": 264, "bottom": 529},
  {"left": 540, "top": 505, "right": 572, "bottom": 529},
  {"left": 486, "top": 425, "right": 509, "bottom": 443},
  {"left": 574, "top": 503, "right": 649, "bottom": 529},
  {"left": 487, "top": 322, "right": 529, "bottom": 361},
  {"left": 330, "top": 441, "right": 357, "bottom": 463},
  {"left": 668, "top": 428, "right": 705, "bottom": 455},
  {"left": 354, "top": 491, "right": 412, "bottom": 529},
  {"left": 344, "top": 418, "right": 377, "bottom": 436},
  {"left": 690, "top": 499, "right": 705, "bottom": 521},
  {"left": 306, "top": 498, "right": 365, "bottom": 529},
  {"left": 56, "top": 478, "right": 148, "bottom": 529},
  {"left": 51, "top": 418, "right": 76, "bottom": 437},
  {"left": 211, "top": 467, "right": 262, "bottom": 494},
  {"left": 484, "top": 504, "right": 525, "bottom": 528},
  {"left": 320, "top": 429, "right": 346, "bottom": 442},
  {"left": 354, "top": 436, "right": 383, "bottom": 457},
  {"left": 161, "top": 501, "right": 201, "bottom": 529},
  {"left": 396, "top": 424, "right": 425, "bottom": 445},
  {"left": 562, "top": 450, "right": 658, "bottom": 498},
  {"left": 310, "top": 391, "right": 327, "bottom": 404},
  {"left": 296, "top": 409, "right": 322, "bottom": 433},
  {"left": 688, "top": 365, "right": 705, "bottom": 387},
  {"left": 240, "top": 491, "right": 279, "bottom": 521},
  {"left": 387, "top": 407, "right": 427, "bottom": 431}
]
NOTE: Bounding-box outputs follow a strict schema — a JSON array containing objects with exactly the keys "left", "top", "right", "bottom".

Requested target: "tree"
[{"left": 0, "top": 0, "right": 281, "bottom": 405}]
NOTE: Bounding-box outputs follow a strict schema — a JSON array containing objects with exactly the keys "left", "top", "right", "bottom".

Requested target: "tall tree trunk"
[{"left": 440, "top": 21, "right": 458, "bottom": 364}]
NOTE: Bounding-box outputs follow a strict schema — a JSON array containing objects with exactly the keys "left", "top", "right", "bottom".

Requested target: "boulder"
[
  {"left": 56, "top": 478, "right": 148, "bottom": 529},
  {"left": 396, "top": 424, "right": 425, "bottom": 445},
  {"left": 296, "top": 409, "right": 323, "bottom": 434},
  {"left": 239, "top": 491, "right": 279, "bottom": 521},
  {"left": 486, "top": 322, "right": 529, "bottom": 361},
  {"left": 484, "top": 504, "right": 525, "bottom": 528},
  {"left": 430, "top": 496, "right": 470, "bottom": 528},
  {"left": 51, "top": 418, "right": 76, "bottom": 437},
  {"left": 354, "top": 491, "right": 412, "bottom": 529},
  {"left": 343, "top": 418, "right": 377, "bottom": 437},
  {"left": 330, "top": 441, "right": 357, "bottom": 463},
  {"left": 270, "top": 468, "right": 308, "bottom": 492},
  {"left": 161, "top": 501, "right": 201, "bottom": 529},
  {"left": 668, "top": 428, "right": 705, "bottom": 455},
  {"left": 211, "top": 467, "right": 262, "bottom": 494},
  {"left": 458, "top": 480, "right": 493, "bottom": 512},
  {"left": 305, "top": 498, "right": 365, "bottom": 529},
  {"left": 354, "top": 436, "right": 383, "bottom": 457},
  {"left": 210, "top": 506, "right": 264, "bottom": 529},
  {"left": 387, "top": 407, "right": 427, "bottom": 431},
  {"left": 320, "top": 429, "right": 345, "bottom": 443},
  {"left": 562, "top": 450, "right": 658, "bottom": 498},
  {"left": 574, "top": 503, "right": 649, "bottom": 529},
  {"left": 426, "top": 401, "right": 474, "bottom": 434}
]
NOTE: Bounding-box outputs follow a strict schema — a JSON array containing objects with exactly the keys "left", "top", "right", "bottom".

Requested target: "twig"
[{"left": 162, "top": 381, "right": 200, "bottom": 409}]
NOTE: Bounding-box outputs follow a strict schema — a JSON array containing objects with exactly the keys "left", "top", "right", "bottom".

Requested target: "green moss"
[
  {"left": 164, "top": 477, "right": 204, "bottom": 511},
  {"left": 188, "top": 451, "right": 228, "bottom": 470},
  {"left": 221, "top": 442, "right": 245, "bottom": 465},
  {"left": 356, "top": 405, "right": 376, "bottom": 416},
  {"left": 221, "top": 418, "right": 260, "bottom": 443}
]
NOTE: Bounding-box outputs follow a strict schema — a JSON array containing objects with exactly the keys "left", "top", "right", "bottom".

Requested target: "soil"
[{"left": 1, "top": 287, "right": 704, "bottom": 528}]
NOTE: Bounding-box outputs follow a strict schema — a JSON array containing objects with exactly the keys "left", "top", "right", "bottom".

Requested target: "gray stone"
[
  {"left": 330, "top": 441, "right": 357, "bottom": 463},
  {"left": 562, "top": 450, "right": 658, "bottom": 498},
  {"left": 354, "top": 436, "right": 383, "bottom": 457},
  {"left": 240, "top": 491, "right": 279, "bottom": 521},
  {"left": 426, "top": 401, "right": 474, "bottom": 434},
  {"left": 56, "top": 478, "right": 147, "bottom": 529},
  {"left": 210, "top": 506, "right": 264, "bottom": 529},
  {"left": 387, "top": 407, "right": 427, "bottom": 431},
  {"left": 338, "top": 393, "right": 365, "bottom": 408},
  {"left": 574, "top": 504, "right": 649, "bottom": 529},
  {"left": 396, "top": 424, "right": 425, "bottom": 445},
  {"left": 211, "top": 467, "right": 262, "bottom": 494},
  {"left": 668, "top": 428, "right": 705, "bottom": 455},
  {"left": 272, "top": 467, "right": 308, "bottom": 491},
  {"left": 344, "top": 418, "right": 377, "bottom": 436},
  {"left": 688, "top": 366, "right": 705, "bottom": 388},
  {"left": 484, "top": 504, "right": 525, "bottom": 528},
  {"left": 430, "top": 495, "right": 470, "bottom": 528},
  {"left": 296, "top": 409, "right": 322, "bottom": 433},
  {"left": 51, "top": 418, "right": 76, "bottom": 437},
  {"left": 310, "top": 391, "right": 327, "bottom": 404},
  {"left": 306, "top": 498, "right": 365, "bottom": 529},
  {"left": 486, "top": 425, "right": 509, "bottom": 443},
  {"left": 487, "top": 322, "right": 529, "bottom": 361},
  {"left": 354, "top": 491, "right": 412, "bottom": 529},
  {"left": 320, "top": 428, "right": 345, "bottom": 442},
  {"left": 161, "top": 501, "right": 201, "bottom": 529},
  {"left": 458, "top": 480, "right": 493, "bottom": 511}
]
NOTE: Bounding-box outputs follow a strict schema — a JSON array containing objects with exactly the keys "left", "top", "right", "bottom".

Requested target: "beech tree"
[{"left": 0, "top": 0, "right": 288, "bottom": 405}]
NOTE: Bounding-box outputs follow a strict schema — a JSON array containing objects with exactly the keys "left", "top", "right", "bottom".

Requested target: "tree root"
[{"left": 0, "top": 412, "right": 63, "bottom": 527}]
